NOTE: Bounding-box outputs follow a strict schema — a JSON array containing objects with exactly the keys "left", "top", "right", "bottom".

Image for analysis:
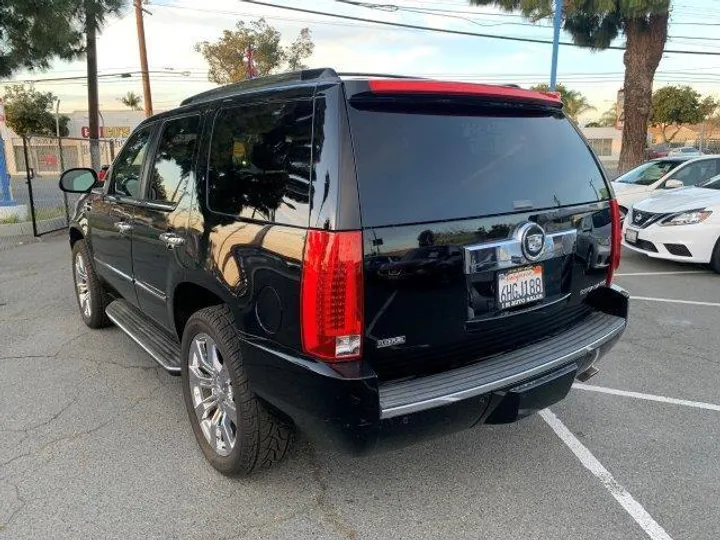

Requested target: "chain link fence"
[{"left": 0, "top": 136, "right": 116, "bottom": 248}]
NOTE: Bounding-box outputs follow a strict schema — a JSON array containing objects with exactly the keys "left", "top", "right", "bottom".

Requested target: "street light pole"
[{"left": 549, "top": 0, "right": 563, "bottom": 92}]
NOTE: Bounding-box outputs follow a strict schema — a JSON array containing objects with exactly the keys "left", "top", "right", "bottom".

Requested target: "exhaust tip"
[{"left": 576, "top": 366, "right": 599, "bottom": 383}]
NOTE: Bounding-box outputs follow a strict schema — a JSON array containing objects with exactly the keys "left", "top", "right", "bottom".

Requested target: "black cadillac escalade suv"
[{"left": 59, "top": 69, "right": 628, "bottom": 475}]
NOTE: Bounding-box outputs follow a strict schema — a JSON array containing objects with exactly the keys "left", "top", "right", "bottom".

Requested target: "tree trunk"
[
  {"left": 663, "top": 124, "right": 681, "bottom": 142},
  {"left": 617, "top": 12, "right": 668, "bottom": 174}
]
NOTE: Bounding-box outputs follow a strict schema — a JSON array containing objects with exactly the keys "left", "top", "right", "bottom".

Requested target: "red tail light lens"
[
  {"left": 301, "top": 230, "right": 364, "bottom": 362},
  {"left": 607, "top": 199, "right": 622, "bottom": 285}
]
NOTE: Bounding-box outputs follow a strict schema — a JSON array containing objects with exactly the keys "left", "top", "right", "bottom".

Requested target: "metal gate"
[{"left": 15, "top": 136, "right": 116, "bottom": 236}]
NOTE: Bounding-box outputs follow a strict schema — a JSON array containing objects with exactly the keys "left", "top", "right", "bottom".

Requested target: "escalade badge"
[{"left": 518, "top": 222, "right": 546, "bottom": 261}]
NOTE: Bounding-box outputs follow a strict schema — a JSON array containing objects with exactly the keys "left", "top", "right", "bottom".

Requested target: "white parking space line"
[
  {"left": 540, "top": 409, "right": 674, "bottom": 540},
  {"left": 574, "top": 383, "right": 720, "bottom": 412},
  {"left": 616, "top": 271, "right": 709, "bottom": 277},
  {"left": 631, "top": 296, "right": 720, "bottom": 308}
]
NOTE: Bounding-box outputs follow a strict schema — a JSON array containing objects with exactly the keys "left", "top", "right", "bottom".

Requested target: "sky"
[{"left": 4, "top": 0, "right": 720, "bottom": 123}]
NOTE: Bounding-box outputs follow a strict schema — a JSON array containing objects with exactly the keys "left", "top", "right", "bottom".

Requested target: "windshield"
[{"left": 615, "top": 160, "right": 681, "bottom": 185}]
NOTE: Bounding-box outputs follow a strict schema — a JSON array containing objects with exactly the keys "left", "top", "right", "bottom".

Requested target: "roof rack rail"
[
  {"left": 336, "top": 72, "right": 426, "bottom": 79},
  {"left": 180, "top": 68, "right": 340, "bottom": 106}
]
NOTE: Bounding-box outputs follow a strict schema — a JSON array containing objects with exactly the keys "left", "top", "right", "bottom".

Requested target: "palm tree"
[
  {"left": 471, "top": 0, "right": 670, "bottom": 173},
  {"left": 598, "top": 104, "right": 618, "bottom": 127},
  {"left": 120, "top": 91, "right": 142, "bottom": 111},
  {"left": 531, "top": 83, "right": 595, "bottom": 122}
]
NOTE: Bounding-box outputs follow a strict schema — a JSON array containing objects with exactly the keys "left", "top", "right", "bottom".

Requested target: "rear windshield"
[{"left": 347, "top": 101, "right": 608, "bottom": 227}]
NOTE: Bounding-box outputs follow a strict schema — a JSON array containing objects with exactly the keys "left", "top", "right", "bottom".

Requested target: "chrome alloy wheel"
[
  {"left": 188, "top": 333, "right": 237, "bottom": 456},
  {"left": 75, "top": 252, "right": 91, "bottom": 318}
]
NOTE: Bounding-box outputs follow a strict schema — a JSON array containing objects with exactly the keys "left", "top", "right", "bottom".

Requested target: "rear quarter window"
[
  {"left": 207, "top": 100, "right": 313, "bottom": 226},
  {"left": 348, "top": 101, "right": 609, "bottom": 227}
]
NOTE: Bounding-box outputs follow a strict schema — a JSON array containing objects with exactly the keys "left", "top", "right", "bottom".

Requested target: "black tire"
[
  {"left": 710, "top": 238, "right": 720, "bottom": 274},
  {"left": 71, "top": 239, "right": 110, "bottom": 329},
  {"left": 180, "top": 305, "right": 293, "bottom": 476}
]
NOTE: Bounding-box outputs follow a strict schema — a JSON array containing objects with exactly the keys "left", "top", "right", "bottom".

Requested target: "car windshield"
[{"left": 615, "top": 160, "right": 682, "bottom": 185}]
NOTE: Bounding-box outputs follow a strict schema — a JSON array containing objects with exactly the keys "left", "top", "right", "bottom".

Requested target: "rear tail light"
[
  {"left": 301, "top": 230, "right": 364, "bottom": 362},
  {"left": 607, "top": 199, "right": 622, "bottom": 285}
]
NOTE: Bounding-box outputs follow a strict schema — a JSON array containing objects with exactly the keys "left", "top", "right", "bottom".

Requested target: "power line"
[
  {"left": 335, "top": 0, "right": 720, "bottom": 39},
  {"left": 340, "top": 0, "right": 720, "bottom": 25},
  {"left": 240, "top": 0, "right": 720, "bottom": 56},
  {"left": 0, "top": 70, "right": 193, "bottom": 84},
  {"left": 151, "top": 0, "right": 720, "bottom": 44}
]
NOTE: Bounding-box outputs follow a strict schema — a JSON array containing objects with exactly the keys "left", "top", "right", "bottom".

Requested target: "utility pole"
[
  {"left": 86, "top": 1, "right": 101, "bottom": 170},
  {"left": 134, "top": 0, "right": 153, "bottom": 117},
  {"left": 549, "top": 0, "right": 563, "bottom": 92}
]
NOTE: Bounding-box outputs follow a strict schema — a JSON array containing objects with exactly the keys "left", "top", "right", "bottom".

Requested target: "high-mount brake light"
[{"left": 367, "top": 80, "right": 563, "bottom": 106}]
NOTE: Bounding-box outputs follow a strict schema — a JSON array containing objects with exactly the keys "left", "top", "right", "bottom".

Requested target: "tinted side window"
[
  {"left": 672, "top": 160, "right": 719, "bottom": 186},
  {"left": 148, "top": 115, "right": 200, "bottom": 204},
  {"left": 207, "top": 100, "right": 313, "bottom": 226},
  {"left": 111, "top": 126, "right": 154, "bottom": 198}
]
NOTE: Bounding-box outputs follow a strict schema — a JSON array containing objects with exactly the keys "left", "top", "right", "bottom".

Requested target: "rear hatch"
[{"left": 345, "top": 83, "right": 614, "bottom": 381}]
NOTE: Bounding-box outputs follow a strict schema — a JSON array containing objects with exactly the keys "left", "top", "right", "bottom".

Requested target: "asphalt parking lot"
[{"left": 1, "top": 237, "right": 718, "bottom": 540}]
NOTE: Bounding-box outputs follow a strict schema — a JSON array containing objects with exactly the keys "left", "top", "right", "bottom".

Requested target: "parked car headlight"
[
  {"left": 661, "top": 210, "right": 712, "bottom": 226},
  {"left": 596, "top": 237, "right": 610, "bottom": 246}
]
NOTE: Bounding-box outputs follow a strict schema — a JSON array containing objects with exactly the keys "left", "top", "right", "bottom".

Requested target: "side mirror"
[
  {"left": 664, "top": 179, "right": 684, "bottom": 189},
  {"left": 59, "top": 168, "right": 98, "bottom": 193}
]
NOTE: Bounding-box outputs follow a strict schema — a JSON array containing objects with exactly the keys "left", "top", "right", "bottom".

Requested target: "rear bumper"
[{"left": 243, "top": 285, "right": 629, "bottom": 455}]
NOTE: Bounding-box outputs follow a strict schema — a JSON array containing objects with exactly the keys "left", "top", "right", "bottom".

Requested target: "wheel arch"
[
  {"left": 69, "top": 226, "right": 84, "bottom": 247},
  {"left": 171, "top": 280, "right": 227, "bottom": 340}
]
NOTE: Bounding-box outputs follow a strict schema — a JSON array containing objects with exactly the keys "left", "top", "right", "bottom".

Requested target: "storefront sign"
[{"left": 81, "top": 126, "right": 132, "bottom": 139}]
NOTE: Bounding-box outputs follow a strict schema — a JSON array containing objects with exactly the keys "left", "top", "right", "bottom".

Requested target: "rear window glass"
[
  {"left": 207, "top": 100, "right": 313, "bottom": 226},
  {"left": 348, "top": 102, "right": 608, "bottom": 227}
]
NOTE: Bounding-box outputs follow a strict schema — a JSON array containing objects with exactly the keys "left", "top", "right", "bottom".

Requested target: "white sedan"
[
  {"left": 623, "top": 174, "right": 720, "bottom": 271},
  {"left": 668, "top": 147, "right": 703, "bottom": 157},
  {"left": 612, "top": 155, "right": 720, "bottom": 219}
]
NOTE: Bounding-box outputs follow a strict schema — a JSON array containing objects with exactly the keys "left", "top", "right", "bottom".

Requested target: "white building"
[
  {"left": 580, "top": 126, "right": 623, "bottom": 173},
  {"left": 2, "top": 109, "right": 149, "bottom": 176}
]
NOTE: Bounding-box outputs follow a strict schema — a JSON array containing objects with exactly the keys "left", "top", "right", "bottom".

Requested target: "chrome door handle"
[
  {"left": 159, "top": 232, "right": 185, "bottom": 249},
  {"left": 114, "top": 221, "right": 133, "bottom": 233}
]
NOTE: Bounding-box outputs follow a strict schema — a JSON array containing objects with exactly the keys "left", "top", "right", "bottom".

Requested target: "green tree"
[
  {"left": 531, "top": 83, "right": 595, "bottom": 121},
  {"left": 3, "top": 85, "right": 69, "bottom": 137},
  {"left": 195, "top": 18, "right": 314, "bottom": 84},
  {"left": 0, "top": 0, "right": 124, "bottom": 78},
  {"left": 470, "top": 0, "right": 670, "bottom": 173},
  {"left": 651, "top": 86, "right": 715, "bottom": 142},
  {"left": 597, "top": 103, "right": 618, "bottom": 127},
  {"left": 120, "top": 91, "right": 142, "bottom": 111}
]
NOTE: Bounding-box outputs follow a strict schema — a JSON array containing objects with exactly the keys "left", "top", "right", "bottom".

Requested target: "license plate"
[
  {"left": 497, "top": 265, "right": 544, "bottom": 310},
  {"left": 626, "top": 228, "right": 638, "bottom": 243}
]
